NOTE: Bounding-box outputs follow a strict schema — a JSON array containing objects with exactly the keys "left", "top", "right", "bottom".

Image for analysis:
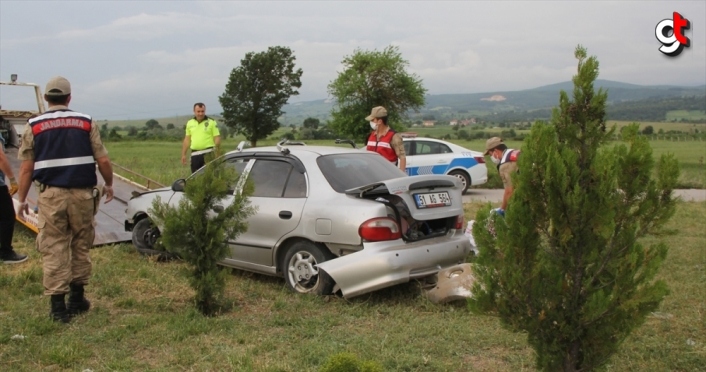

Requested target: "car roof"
[
  {"left": 402, "top": 137, "right": 483, "bottom": 155},
  {"left": 225, "top": 145, "right": 365, "bottom": 157}
]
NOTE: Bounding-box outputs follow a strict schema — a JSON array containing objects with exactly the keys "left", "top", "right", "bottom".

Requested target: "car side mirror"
[{"left": 171, "top": 179, "right": 186, "bottom": 192}]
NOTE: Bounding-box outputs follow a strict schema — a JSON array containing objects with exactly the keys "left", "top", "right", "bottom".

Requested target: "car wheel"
[
  {"left": 282, "top": 241, "right": 335, "bottom": 295},
  {"left": 131, "top": 218, "right": 175, "bottom": 259},
  {"left": 448, "top": 170, "right": 471, "bottom": 194}
]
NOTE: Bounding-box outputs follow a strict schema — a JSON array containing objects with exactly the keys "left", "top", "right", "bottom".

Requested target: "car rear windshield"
[{"left": 317, "top": 153, "right": 406, "bottom": 193}]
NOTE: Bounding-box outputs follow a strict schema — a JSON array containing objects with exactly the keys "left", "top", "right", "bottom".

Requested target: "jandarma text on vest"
[{"left": 32, "top": 118, "right": 90, "bottom": 135}]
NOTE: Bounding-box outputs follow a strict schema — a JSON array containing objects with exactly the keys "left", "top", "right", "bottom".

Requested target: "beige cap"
[
  {"left": 365, "top": 106, "right": 388, "bottom": 121},
  {"left": 45, "top": 76, "right": 71, "bottom": 96},
  {"left": 484, "top": 137, "right": 503, "bottom": 155}
]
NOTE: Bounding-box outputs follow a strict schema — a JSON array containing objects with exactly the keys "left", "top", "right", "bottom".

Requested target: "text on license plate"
[{"left": 414, "top": 192, "right": 451, "bottom": 209}]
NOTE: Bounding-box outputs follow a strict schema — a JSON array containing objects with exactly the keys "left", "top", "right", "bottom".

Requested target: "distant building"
[
  {"left": 422, "top": 120, "right": 435, "bottom": 127},
  {"left": 449, "top": 119, "right": 458, "bottom": 126}
]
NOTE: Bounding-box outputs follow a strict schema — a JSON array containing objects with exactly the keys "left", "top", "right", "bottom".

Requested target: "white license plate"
[{"left": 414, "top": 192, "right": 451, "bottom": 209}]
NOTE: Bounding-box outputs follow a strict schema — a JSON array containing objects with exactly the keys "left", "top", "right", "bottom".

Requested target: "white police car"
[{"left": 403, "top": 136, "right": 487, "bottom": 194}]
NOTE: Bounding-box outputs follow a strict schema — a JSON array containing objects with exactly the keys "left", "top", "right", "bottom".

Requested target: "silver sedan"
[{"left": 125, "top": 143, "right": 472, "bottom": 298}]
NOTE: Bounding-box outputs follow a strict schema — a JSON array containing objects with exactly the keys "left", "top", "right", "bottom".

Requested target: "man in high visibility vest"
[
  {"left": 181, "top": 103, "right": 221, "bottom": 173},
  {"left": 365, "top": 106, "right": 406, "bottom": 172},
  {"left": 485, "top": 137, "right": 519, "bottom": 216}
]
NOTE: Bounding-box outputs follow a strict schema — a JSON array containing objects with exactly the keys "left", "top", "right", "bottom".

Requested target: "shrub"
[{"left": 150, "top": 161, "right": 255, "bottom": 315}]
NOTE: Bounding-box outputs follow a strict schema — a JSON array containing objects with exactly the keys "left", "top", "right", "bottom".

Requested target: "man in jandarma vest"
[
  {"left": 17, "top": 76, "right": 114, "bottom": 323},
  {"left": 365, "top": 106, "right": 406, "bottom": 172},
  {"left": 485, "top": 137, "right": 519, "bottom": 216}
]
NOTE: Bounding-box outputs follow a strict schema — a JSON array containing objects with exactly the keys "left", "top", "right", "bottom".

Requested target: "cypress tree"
[
  {"left": 151, "top": 161, "right": 254, "bottom": 315},
  {"left": 469, "top": 45, "right": 680, "bottom": 371}
]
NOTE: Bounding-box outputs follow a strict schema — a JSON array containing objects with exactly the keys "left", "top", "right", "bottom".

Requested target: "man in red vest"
[
  {"left": 365, "top": 106, "right": 406, "bottom": 173},
  {"left": 485, "top": 137, "right": 519, "bottom": 216}
]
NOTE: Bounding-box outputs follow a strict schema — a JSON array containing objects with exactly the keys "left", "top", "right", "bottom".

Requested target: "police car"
[{"left": 402, "top": 136, "right": 488, "bottom": 194}]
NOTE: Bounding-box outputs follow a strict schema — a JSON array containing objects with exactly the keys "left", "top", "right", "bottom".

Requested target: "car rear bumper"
[{"left": 317, "top": 231, "right": 472, "bottom": 298}]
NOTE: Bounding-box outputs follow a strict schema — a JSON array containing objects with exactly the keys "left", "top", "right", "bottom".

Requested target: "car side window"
[
  {"left": 218, "top": 158, "right": 251, "bottom": 192},
  {"left": 225, "top": 158, "right": 249, "bottom": 174},
  {"left": 283, "top": 169, "right": 307, "bottom": 198},
  {"left": 249, "top": 160, "right": 302, "bottom": 198},
  {"left": 417, "top": 141, "right": 438, "bottom": 155},
  {"left": 403, "top": 141, "right": 412, "bottom": 155}
]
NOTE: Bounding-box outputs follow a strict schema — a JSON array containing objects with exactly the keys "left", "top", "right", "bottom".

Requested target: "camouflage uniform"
[
  {"left": 498, "top": 159, "right": 518, "bottom": 189},
  {"left": 389, "top": 132, "right": 407, "bottom": 163},
  {"left": 18, "top": 105, "right": 108, "bottom": 295}
]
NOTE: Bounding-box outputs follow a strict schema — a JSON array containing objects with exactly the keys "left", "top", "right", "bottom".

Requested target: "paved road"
[
  {"left": 463, "top": 188, "right": 706, "bottom": 203},
  {"left": 7, "top": 147, "right": 140, "bottom": 246}
]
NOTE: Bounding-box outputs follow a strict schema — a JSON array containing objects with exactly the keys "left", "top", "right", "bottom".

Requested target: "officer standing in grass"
[
  {"left": 484, "top": 137, "right": 519, "bottom": 216},
  {"left": 17, "top": 76, "right": 114, "bottom": 323},
  {"left": 181, "top": 103, "right": 221, "bottom": 173},
  {"left": 0, "top": 137, "right": 27, "bottom": 264},
  {"left": 365, "top": 106, "right": 406, "bottom": 173}
]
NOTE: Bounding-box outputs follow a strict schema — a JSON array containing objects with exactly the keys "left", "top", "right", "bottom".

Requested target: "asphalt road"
[{"left": 463, "top": 189, "right": 706, "bottom": 203}]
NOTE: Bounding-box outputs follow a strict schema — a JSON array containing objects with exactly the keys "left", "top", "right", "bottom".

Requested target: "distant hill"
[{"left": 281, "top": 79, "right": 706, "bottom": 125}]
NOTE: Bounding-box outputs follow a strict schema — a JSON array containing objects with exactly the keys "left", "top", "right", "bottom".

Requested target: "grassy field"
[
  {"left": 1, "top": 201, "right": 704, "bottom": 371},
  {"left": 666, "top": 110, "right": 706, "bottom": 122},
  {"left": 105, "top": 130, "right": 705, "bottom": 189}
]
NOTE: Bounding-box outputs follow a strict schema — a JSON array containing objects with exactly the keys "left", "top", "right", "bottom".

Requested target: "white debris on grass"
[
  {"left": 650, "top": 312, "right": 674, "bottom": 319},
  {"left": 464, "top": 220, "right": 479, "bottom": 254},
  {"left": 11, "top": 334, "right": 25, "bottom": 340}
]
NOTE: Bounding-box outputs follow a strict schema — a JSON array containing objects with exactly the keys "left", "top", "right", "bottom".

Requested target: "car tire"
[
  {"left": 282, "top": 241, "right": 335, "bottom": 295},
  {"left": 448, "top": 170, "right": 471, "bottom": 194},
  {"left": 131, "top": 218, "right": 176, "bottom": 259}
]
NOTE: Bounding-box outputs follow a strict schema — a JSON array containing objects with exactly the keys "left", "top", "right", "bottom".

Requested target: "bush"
[
  {"left": 319, "top": 353, "right": 383, "bottom": 372},
  {"left": 470, "top": 45, "right": 679, "bottom": 371},
  {"left": 150, "top": 161, "right": 255, "bottom": 315}
]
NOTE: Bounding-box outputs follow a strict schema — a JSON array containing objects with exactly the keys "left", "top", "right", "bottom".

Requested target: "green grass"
[
  {"left": 666, "top": 110, "right": 706, "bottom": 122},
  {"left": 104, "top": 120, "right": 705, "bottom": 190},
  {"left": 2, "top": 202, "right": 704, "bottom": 371}
]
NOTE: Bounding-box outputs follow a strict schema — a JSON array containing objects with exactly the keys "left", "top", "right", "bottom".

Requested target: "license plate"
[{"left": 414, "top": 192, "right": 451, "bottom": 209}]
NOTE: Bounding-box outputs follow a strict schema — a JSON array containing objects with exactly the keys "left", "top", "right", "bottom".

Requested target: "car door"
[
  {"left": 225, "top": 157, "right": 307, "bottom": 268},
  {"left": 403, "top": 140, "right": 416, "bottom": 175},
  {"left": 406, "top": 140, "right": 454, "bottom": 176}
]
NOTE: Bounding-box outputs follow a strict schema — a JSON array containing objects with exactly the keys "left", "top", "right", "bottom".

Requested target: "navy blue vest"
[{"left": 28, "top": 109, "right": 97, "bottom": 188}]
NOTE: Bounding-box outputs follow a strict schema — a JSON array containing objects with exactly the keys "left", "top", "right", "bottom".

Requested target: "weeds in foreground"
[{"left": 0, "top": 202, "right": 703, "bottom": 371}]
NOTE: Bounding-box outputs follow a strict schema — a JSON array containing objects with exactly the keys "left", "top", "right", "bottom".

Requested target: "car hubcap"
[
  {"left": 287, "top": 252, "right": 319, "bottom": 292},
  {"left": 143, "top": 227, "right": 160, "bottom": 248},
  {"left": 453, "top": 174, "right": 467, "bottom": 188}
]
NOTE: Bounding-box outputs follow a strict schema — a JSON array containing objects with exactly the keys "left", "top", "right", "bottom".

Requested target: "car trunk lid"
[{"left": 344, "top": 175, "right": 464, "bottom": 220}]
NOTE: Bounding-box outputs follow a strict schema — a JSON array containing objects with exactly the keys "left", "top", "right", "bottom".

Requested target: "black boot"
[
  {"left": 50, "top": 294, "right": 71, "bottom": 323},
  {"left": 67, "top": 283, "right": 91, "bottom": 316}
]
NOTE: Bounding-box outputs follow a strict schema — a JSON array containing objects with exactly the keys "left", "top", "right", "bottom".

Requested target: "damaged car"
[{"left": 125, "top": 142, "right": 472, "bottom": 299}]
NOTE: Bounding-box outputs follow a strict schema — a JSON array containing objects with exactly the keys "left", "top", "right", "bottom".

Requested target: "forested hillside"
[{"left": 281, "top": 80, "right": 706, "bottom": 125}]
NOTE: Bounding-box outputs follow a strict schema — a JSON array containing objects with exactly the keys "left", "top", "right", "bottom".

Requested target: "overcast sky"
[{"left": 1, "top": 1, "right": 704, "bottom": 120}]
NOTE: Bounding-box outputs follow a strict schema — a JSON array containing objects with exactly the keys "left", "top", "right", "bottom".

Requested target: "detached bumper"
[
  {"left": 317, "top": 232, "right": 471, "bottom": 298},
  {"left": 423, "top": 263, "right": 476, "bottom": 304}
]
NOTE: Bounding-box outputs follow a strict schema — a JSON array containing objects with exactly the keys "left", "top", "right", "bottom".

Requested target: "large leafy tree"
[
  {"left": 302, "top": 117, "right": 320, "bottom": 129},
  {"left": 469, "top": 46, "right": 680, "bottom": 371},
  {"left": 219, "top": 46, "right": 303, "bottom": 146},
  {"left": 327, "top": 45, "right": 426, "bottom": 143}
]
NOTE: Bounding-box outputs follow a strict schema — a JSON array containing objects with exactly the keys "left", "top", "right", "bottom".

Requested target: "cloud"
[{"left": 1, "top": 1, "right": 704, "bottom": 119}]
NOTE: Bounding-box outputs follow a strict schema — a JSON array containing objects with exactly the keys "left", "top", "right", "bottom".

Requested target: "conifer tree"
[
  {"left": 150, "top": 161, "right": 254, "bottom": 315},
  {"left": 469, "top": 45, "right": 680, "bottom": 371}
]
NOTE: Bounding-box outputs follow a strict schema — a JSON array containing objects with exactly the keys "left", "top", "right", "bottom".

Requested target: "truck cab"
[{"left": 0, "top": 74, "right": 46, "bottom": 148}]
